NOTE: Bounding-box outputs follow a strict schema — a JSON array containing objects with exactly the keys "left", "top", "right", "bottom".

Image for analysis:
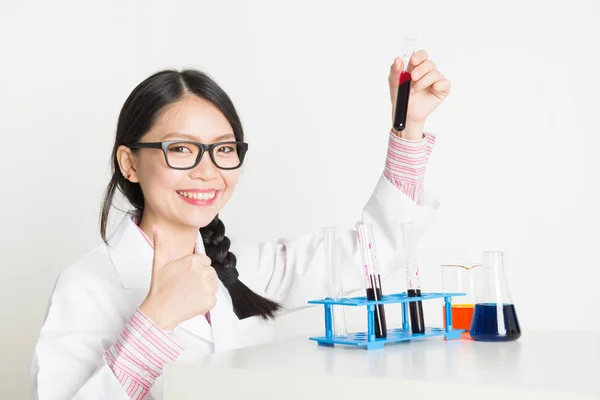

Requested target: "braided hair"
[
  {"left": 201, "top": 215, "right": 280, "bottom": 319},
  {"left": 100, "top": 68, "right": 281, "bottom": 320}
]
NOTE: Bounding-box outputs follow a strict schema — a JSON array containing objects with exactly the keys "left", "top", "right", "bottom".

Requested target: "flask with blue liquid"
[{"left": 470, "top": 251, "right": 521, "bottom": 342}]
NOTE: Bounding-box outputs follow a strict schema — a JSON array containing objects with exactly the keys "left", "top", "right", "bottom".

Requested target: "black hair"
[{"left": 100, "top": 69, "right": 281, "bottom": 320}]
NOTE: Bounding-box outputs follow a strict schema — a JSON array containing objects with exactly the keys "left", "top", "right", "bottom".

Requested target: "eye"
[
  {"left": 217, "top": 145, "right": 236, "bottom": 154},
  {"left": 168, "top": 145, "right": 192, "bottom": 153}
]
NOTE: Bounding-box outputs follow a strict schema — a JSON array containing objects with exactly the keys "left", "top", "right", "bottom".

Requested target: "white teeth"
[{"left": 178, "top": 191, "right": 216, "bottom": 200}]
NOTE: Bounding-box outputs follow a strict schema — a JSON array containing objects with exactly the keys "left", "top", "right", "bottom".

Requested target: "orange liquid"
[{"left": 442, "top": 304, "right": 474, "bottom": 331}]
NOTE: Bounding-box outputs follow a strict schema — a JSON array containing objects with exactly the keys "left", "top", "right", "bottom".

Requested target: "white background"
[{"left": 1, "top": 0, "right": 598, "bottom": 397}]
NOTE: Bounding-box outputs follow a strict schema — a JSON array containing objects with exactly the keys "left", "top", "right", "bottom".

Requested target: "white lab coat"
[{"left": 30, "top": 174, "right": 438, "bottom": 399}]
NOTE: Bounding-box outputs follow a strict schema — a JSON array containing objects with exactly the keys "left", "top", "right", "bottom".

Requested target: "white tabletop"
[{"left": 164, "top": 330, "right": 600, "bottom": 399}]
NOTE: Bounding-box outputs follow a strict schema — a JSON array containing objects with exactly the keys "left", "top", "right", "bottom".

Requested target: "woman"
[{"left": 31, "top": 51, "right": 450, "bottom": 399}]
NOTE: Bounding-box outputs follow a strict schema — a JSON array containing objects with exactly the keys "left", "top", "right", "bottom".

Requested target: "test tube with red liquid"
[
  {"left": 393, "top": 36, "right": 417, "bottom": 132},
  {"left": 356, "top": 221, "right": 387, "bottom": 339},
  {"left": 403, "top": 222, "right": 425, "bottom": 334}
]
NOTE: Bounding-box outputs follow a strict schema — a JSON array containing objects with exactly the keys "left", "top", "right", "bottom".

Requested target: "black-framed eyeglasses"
[{"left": 129, "top": 140, "right": 249, "bottom": 170}]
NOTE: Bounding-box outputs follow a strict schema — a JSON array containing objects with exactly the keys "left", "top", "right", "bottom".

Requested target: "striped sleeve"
[
  {"left": 383, "top": 130, "right": 436, "bottom": 205},
  {"left": 104, "top": 309, "right": 184, "bottom": 400}
]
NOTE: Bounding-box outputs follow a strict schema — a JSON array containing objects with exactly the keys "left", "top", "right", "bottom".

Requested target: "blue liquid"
[{"left": 470, "top": 303, "right": 521, "bottom": 342}]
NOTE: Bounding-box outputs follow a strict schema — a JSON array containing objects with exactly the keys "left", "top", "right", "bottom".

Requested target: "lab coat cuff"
[{"left": 368, "top": 173, "right": 440, "bottom": 225}]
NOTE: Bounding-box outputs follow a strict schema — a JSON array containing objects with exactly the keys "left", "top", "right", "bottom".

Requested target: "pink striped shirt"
[
  {"left": 104, "top": 309, "right": 183, "bottom": 400},
  {"left": 384, "top": 130, "right": 435, "bottom": 205},
  {"left": 105, "top": 129, "right": 435, "bottom": 399}
]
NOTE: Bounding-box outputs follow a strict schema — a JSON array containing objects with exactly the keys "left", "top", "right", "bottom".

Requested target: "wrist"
[
  {"left": 139, "top": 298, "right": 176, "bottom": 331},
  {"left": 391, "top": 121, "right": 425, "bottom": 141}
]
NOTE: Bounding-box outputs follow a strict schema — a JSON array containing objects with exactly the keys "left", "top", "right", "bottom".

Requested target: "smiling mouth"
[{"left": 176, "top": 190, "right": 217, "bottom": 200}]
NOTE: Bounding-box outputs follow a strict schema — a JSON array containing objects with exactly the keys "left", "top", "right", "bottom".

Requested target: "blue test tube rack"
[{"left": 308, "top": 292, "right": 466, "bottom": 350}]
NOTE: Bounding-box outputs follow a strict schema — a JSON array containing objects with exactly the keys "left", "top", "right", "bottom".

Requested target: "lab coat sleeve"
[
  {"left": 235, "top": 167, "right": 439, "bottom": 312},
  {"left": 31, "top": 269, "right": 130, "bottom": 400},
  {"left": 31, "top": 266, "right": 139, "bottom": 400}
]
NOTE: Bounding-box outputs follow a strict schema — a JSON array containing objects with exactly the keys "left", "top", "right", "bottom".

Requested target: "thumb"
[
  {"left": 388, "top": 57, "right": 405, "bottom": 90},
  {"left": 151, "top": 225, "right": 170, "bottom": 269}
]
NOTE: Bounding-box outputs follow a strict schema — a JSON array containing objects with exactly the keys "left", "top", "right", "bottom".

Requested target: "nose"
[{"left": 190, "top": 151, "right": 219, "bottom": 180}]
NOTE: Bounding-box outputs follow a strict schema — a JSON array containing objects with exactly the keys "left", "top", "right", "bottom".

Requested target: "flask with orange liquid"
[{"left": 441, "top": 263, "right": 481, "bottom": 332}]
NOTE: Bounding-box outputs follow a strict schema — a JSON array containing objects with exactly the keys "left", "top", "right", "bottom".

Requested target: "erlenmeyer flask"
[{"left": 470, "top": 251, "right": 521, "bottom": 342}]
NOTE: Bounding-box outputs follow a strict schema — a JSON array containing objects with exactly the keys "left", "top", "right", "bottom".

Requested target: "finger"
[
  {"left": 409, "top": 50, "right": 429, "bottom": 70},
  {"left": 192, "top": 254, "right": 213, "bottom": 268},
  {"left": 388, "top": 57, "right": 405, "bottom": 89},
  {"left": 151, "top": 225, "right": 171, "bottom": 269},
  {"left": 412, "top": 69, "right": 443, "bottom": 92},
  {"left": 206, "top": 266, "right": 217, "bottom": 280},
  {"left": 198, "top": 266, "right": 217, "bottom": 282},
  {"left": 180, "top": 253, "right": 211, "bottom": 269},
  {"left": 201, "top": 280, "right": 218, "bottom": 295},
  {"left": 432, "top": 78, "right": 451, "bottom": 97},
  {"left": 411, "top": 59, "right": 436, "bottom": 82}
]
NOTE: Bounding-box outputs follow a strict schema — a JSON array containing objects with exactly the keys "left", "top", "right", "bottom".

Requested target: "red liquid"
[
  {"left": 366, "top": 274, "right": 387, "bottom": 338},
  {"left": 392, "top": 71, "right": 411, "bottom": 131},
  {"left": 407, "top": 289, "right": 425, "bottom": 334}
]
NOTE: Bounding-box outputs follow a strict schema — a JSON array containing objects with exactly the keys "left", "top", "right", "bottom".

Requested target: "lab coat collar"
[{"left": 106, "top": 215, "right": 207, "bottom": 290}]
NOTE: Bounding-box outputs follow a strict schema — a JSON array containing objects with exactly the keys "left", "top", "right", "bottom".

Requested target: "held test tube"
[
  {"left": 403, "top": 222, "right": 425, "bottom": 334},
  {"left": 392, "top": 36, "right": 417, "bottom": 132},
  {"left": 356, "top": 222, "right": 387, "bottom": 338}
]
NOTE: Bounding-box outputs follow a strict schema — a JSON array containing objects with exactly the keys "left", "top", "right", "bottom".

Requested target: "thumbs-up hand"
[{"left": 139, "top": 225, "right": 218, "bottom": 330}]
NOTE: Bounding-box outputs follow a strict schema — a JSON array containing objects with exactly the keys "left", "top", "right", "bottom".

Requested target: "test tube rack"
[{"left": 308, "top": 292, "right": 466, "bottom": 350}]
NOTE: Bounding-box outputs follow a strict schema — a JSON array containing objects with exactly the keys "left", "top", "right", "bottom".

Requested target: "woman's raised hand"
[{"left": 388, "top": 50, "right": 451, "bottom": 139}]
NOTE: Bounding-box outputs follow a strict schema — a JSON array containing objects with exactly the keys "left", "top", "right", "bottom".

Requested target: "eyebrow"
[{"left": 160, "top": 132, "right": 236, "bottom": 142}]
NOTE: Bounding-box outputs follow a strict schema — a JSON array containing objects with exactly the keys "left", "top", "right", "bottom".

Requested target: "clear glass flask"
[
  {"left": 440, "top": 263, "right": 481, "bottom": 331},
  {"left": 469, "top": 251, "right": 521, "bottom": 342},
  {"left": 323, "top": 227, "right": 347, "bottom": 338}
]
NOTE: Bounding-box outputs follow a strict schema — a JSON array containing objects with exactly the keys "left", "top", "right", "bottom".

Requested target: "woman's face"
[{"left": 120, "top": 95, "right": 242, "bottom": 230}]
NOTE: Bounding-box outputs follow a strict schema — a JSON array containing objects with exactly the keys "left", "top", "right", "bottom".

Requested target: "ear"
[{"left": 116, "top": 145, "right": 140, "bottom": 183}]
